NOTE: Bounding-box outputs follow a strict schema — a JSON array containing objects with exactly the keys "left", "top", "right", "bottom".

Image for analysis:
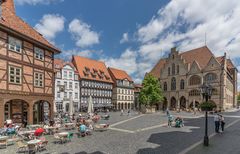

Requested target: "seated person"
[{"left": 79, "top": 124, "right": 87, "bottom": 137}]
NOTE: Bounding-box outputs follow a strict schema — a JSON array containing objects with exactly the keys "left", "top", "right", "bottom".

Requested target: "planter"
[{"left": 200, "top": 102, "right": 216, "bottom": 112}]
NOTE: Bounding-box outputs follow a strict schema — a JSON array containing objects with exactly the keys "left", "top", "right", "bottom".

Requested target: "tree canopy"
[{"left": 139, "top": 74, "right": 164, "bottom": 107}]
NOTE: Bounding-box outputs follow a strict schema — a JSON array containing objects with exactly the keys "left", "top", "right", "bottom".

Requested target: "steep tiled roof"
[
  {"left": 108, "top": 67, "right": 133, "bottom": 82},
  {"left": 149, "top": 59, "right": 166, "bottom": 79},
  {"left": 180, "top": 46, "right": 213, "bottom": 69},
  {"left": 149, "top": 46, "right": 222, "bottom": 79},
  {"left": 0, "top": 0, "right": 60, "bottom": 53},
  {"left": 72, "top": 56, "right": 113, "bottom": 83}
]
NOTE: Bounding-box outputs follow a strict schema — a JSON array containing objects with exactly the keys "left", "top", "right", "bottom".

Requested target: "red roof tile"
[
  {"left": 72, "top": 56, "right": 113, "bottom": 83},
  {"left": 108, "top": 67, "right": 133, "bottom": 82},
  {"left": 0, "top": 0, "right": 60, "bottom": 53}
]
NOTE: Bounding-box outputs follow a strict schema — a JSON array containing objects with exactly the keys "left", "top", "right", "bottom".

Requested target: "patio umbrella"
[
  {"left": 34, "top": 128, "right": 45, "bottom": 136},
  {"left": 69, "top": 97, "right": 74, "bottom": 117},
  {"left": 88, "top": 96, "right": 94, "bottom": 113}
]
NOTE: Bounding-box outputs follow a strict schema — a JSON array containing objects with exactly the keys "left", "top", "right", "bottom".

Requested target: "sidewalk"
[{"left": 185, "top": 118, "right": 240, "bottom": 154}]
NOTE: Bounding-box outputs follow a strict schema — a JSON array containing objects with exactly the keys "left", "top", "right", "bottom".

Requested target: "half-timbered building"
[
  {"left": 72, "top": 56, "right": 113, "bottom": 111},
  {"left": 0, "top": 0, "right": 60, "bottom": 126}
]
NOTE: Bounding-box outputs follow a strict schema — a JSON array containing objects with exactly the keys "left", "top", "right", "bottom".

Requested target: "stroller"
[{"left": 175, "top": 117, "right": 184, "bottom": 128}]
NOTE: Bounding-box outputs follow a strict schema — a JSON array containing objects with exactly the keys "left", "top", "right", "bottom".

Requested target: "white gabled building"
[{"left": 54, "top": 59, "right": 80, "bottom": 113}]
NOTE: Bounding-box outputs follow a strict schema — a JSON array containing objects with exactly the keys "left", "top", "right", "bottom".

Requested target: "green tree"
[{"left": 139, "top": 74, "right": 164, "bottom": 107}]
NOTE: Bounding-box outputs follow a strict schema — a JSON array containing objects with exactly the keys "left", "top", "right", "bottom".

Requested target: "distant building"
[
  {"left": 149, "top": 46, "right": 238, "bottom": 111},
  {"left": 72, "top": 56, "right": 113, "bottom": 111},
  {"left": 108, "top": 68, "right": 134, "bottom": 110},
  {"left": 0, "top": 0, "right": 60, "bottom": 126},
  {"left": 134, "top": 84, "right": 142, "bottom": 110},
  {"left": 54, "top": 59, "right": 80, "bottom": 113}
]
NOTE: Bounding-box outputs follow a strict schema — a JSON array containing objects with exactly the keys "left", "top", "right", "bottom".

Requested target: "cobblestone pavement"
[{"left": 1, "top": 111, "right": 239, "bottom": 154}]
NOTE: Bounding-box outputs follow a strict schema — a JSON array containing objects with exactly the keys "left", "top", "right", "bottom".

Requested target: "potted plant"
[{"left": 200, "top": 101, "right": 216, "bottom": 111}]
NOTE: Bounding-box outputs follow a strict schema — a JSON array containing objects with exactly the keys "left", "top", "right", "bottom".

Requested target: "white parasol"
[{"left": 88, "top": 96, "right": 94, "bottom": 113}]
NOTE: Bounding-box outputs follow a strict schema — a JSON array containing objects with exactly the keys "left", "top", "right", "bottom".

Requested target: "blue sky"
[{"left": 15, "top": 0, "right": 240, "bottom": 88}]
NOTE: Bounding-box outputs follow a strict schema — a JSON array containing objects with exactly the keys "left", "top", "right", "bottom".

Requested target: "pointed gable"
[
  {"left": 189, "top": 60, "right": 201, "bottom": 74},
  {"left": 204, "top": 56, "right": 221, "bottom": 71},
  {"left": 149, "top": 59, "right": 166, "bottom": 79},
  {"left": 108, "top": 67, "right": 133, "bottom": 82},
  {"left": 180, "top": 46, "right": 213, "bottom": 69},
  {"left": 0, "top": 0, "right": 60, "bottom": 53}
]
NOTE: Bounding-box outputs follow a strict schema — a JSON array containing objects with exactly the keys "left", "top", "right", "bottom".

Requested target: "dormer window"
[
  {"left": 34, "top": 47, "right": 44, "bottom": 60},
  {"left": 8, "top": 36, "right": 22, "bottom": 53},
  {"left": 85, "top": 67, "right": 90, "bottom": 72}
]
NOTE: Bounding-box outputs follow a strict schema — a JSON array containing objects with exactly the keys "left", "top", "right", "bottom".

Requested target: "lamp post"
[{"left": 200, "top": 83, "right": 213, "bottom": 146}]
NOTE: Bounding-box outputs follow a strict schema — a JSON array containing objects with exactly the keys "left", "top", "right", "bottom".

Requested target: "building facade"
[
  {"left": 149, "top": 46, "right": 238, "bottom": 111},
  {"left": 54, "top": 59, "right": 80, "bottom": 114},
  {"left": 108, "top": 68, "right": 134, "bottom": 111},
  {"left": 72, "top": 56, "right": 113, "bottom": 111},
  {"left": 0, "top": 0, "right": 60, "bottom": 126},
  {"left": 134, "top": 84, "right": 142, "bottom": 110}
]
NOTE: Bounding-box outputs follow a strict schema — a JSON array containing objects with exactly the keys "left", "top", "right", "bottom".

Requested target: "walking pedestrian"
[
  {"left": 168, "top": 114, "right": 173, "bottom": 127},
  {"left": 120, "top": 109, "right": 124, "bottom": 116},
  {"left": 220, "top": 114, "right": 225, "bottom": 132},
  {"left": 214, "top": 114, "right": 220, "bottom": 133},
  {"left": 166, "top": 108, "right": 170, "bottom": 116}
]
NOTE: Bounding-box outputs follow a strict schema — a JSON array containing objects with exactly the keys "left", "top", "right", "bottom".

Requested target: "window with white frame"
[
  {"left": 69, "top": 92, "right": 72, "bottom": 98},
  {"left": 64, "top": 81, "right": 67, "bottom": 89},
  {"left": 34, "top": 47, "right": 44, "bottom": 60},
  {"left": 9, "top": 66, "right": 22, "bottom": 84},
  {"left": 57, "top": 81, "right": 60, "bottom": 86},
  {"left": 75, "top": 83, "right": 78, "bottom": 89},
  {"left": 75, "top": 92, "right": 78, "bottom": 99},
  {"left": 57, "top": 92, "right": 61, "bottom": 98},
  {"left": 69, "top": 71, "right": 73, "bottom": 79},
  {"left": 34, "top": 72, "right": 43, "bottom": 87},
  {"left": 63, "top": 71, "right": 67, "bottom": 79},
  {"left": 8, "top": 36, "right": 22, "bottom": 53},
  {"left": 69, "top": 82, "right": 73, "bottom": 89},
  {"left": 56, "top": 72, "right": 61, "bottom": 78}
]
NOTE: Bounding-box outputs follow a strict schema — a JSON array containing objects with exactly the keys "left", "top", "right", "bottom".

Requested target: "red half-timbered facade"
[{"left": 0, "top": 0, "right": 60, "bottom": 126}]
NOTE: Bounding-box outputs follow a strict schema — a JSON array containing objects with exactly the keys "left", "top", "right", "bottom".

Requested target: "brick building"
[
  {"left": 149, "top": 46, "right": 238, "bottom": 111},
  {"left": 72, "top": 56, "right": 113, "bottom": 111},
  {"left": 0, "top": 0, "right": 60, "bottom": 126},
  {"left": 108, "top": 67, "right": 134, "bottom": 110}
]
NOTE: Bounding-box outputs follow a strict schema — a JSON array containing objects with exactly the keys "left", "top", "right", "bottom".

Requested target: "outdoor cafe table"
[
  {"left": 0, "top": 136, "right": 8, "bottom": 140},
  {"left": 27, "top": 139, "right": 41, "bottom": 145},
  {"left": 19, "top": 130, "right": 35, "bottom": 135},
  {"left": 58, "top": 132, "right": 68, "bottom": 137}
]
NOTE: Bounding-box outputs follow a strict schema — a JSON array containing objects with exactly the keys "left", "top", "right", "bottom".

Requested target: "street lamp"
[{"left": 200, "top": 83, "right": 213, "bottom": 146}]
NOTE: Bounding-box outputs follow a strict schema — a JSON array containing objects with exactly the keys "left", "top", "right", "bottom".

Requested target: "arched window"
[
  {"left": 189, "top": 89, "right": 201, "bottom": 96},
  {"left": 171, "top": 77, "right": 176, "bottom": 90},
  {"left": 204, "top": 73, "right": 217, "bottom": 82},
  {"left": 189, "top": 75, "right": 201, "bottom": 86},
  {"left": 164, "top": 82, "right": 167, "bottom": 91},
  {"left": 177, "top": 65, "right": 179, "bottom": 74},
  {"left": 168, "top": 67, "right": 170, "bottom": 76},
  {"left": 180, "top": 79, "right": 185, "bottom": 90},
  {"left": 172, "top": 63, "right": 175, "bottom": 75}
]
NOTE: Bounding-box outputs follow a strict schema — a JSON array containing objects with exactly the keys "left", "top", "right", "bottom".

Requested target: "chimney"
[{"left": 2, "top": 0, "right": 15, "bottom": 14}]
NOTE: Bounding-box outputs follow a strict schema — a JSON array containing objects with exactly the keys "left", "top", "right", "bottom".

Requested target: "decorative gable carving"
[
  {"left": 189, "top": 60, "right": 201, "bottom": 74},
  {"left": 203, "top": 56, "right": 221, "bottom": 71}
]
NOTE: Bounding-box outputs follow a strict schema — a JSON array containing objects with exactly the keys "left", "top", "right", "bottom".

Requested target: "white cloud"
[
  {"left": 120, "top": 33, "right": 129, "bottom": 44},
  {"left": 16, "top": 0, "right": 64, "bottom": 5},
  {"left": 69, "top": 19, "right": 100, "bottom": 48},
  {"left": 133, "top": 0, "right": 240, "bottom": 88},
  {"left": 35, "top": 14, "right": 65, "bottom": 43},
  {"left": 102, "top": 49, "right": 138, "bottom": 75}
]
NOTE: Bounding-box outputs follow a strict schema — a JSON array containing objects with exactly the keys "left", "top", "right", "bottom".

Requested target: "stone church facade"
[{"left": 149, "top": 46, "right": 238, "bottom": 111}]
